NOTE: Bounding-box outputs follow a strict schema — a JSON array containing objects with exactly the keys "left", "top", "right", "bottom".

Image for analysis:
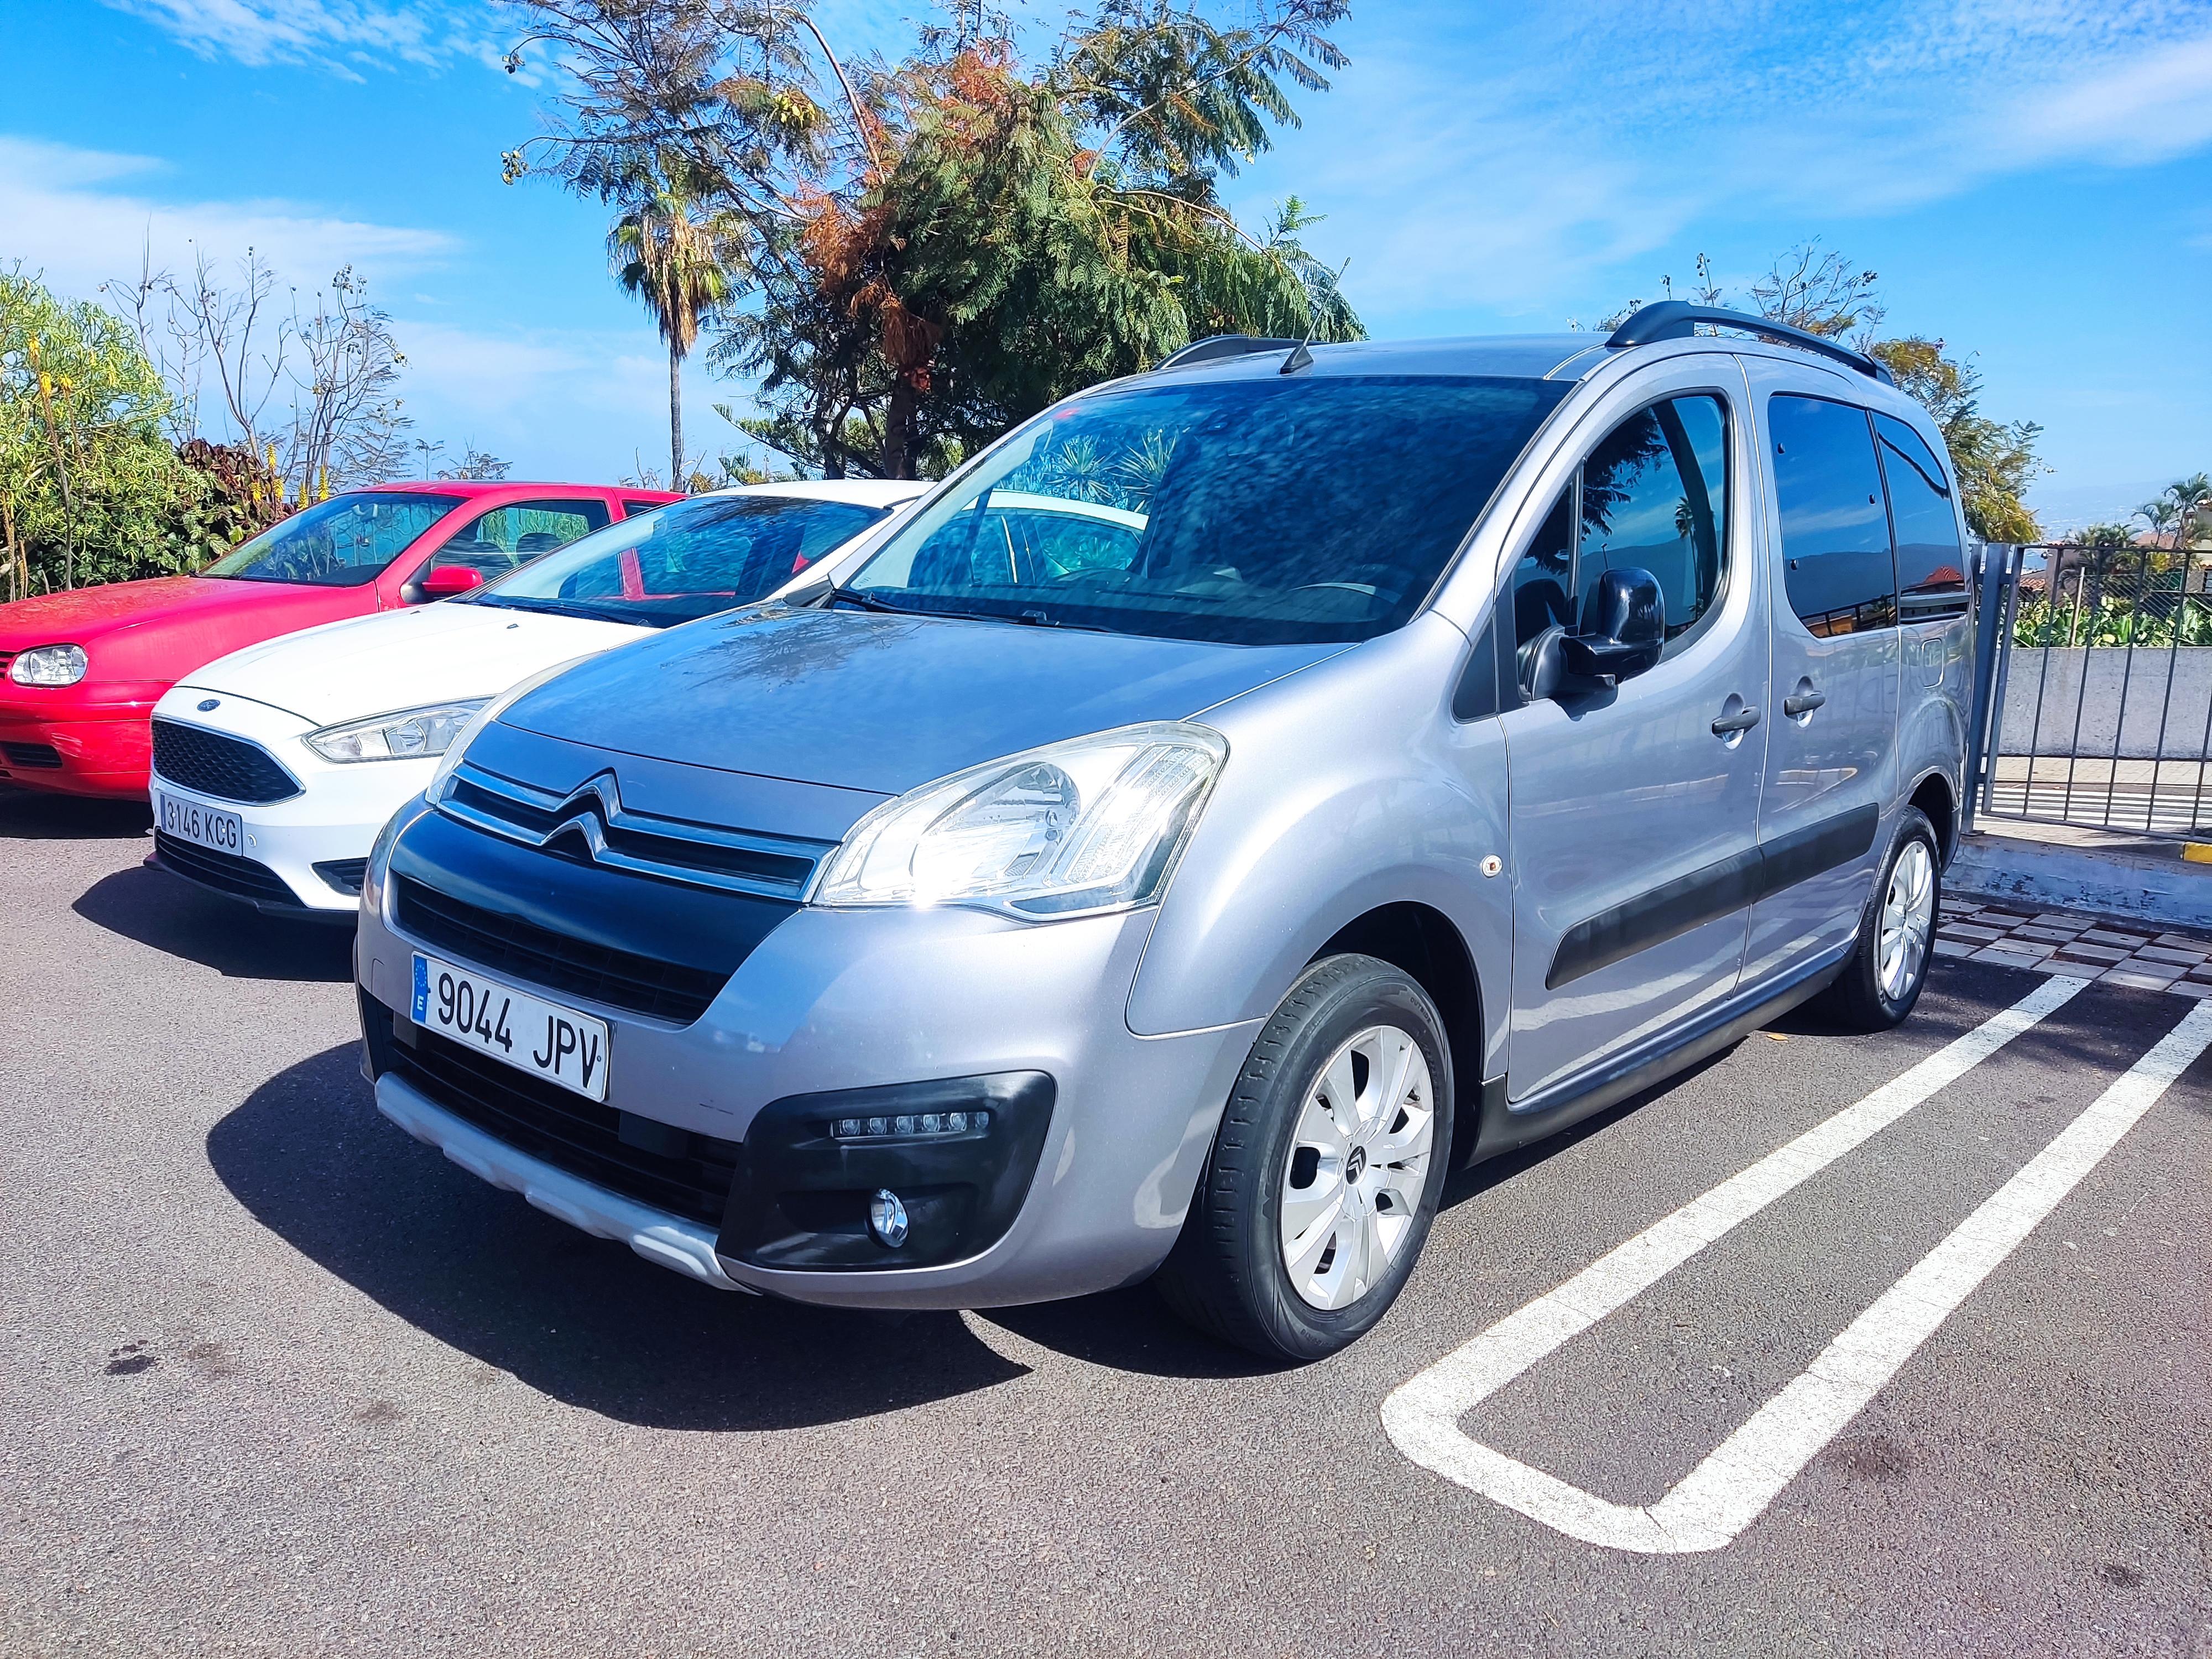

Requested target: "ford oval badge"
[{"left": 197, "top": 698, "right": 220, "bottom": 712}]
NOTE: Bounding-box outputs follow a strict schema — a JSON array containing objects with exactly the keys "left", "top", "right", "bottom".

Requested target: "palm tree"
[
  {"left": 2166, "top": 473, "right": 2212, "bottom": 549},
  {"left": 2139, "top": 496, "right": 2181, "bottom": 549},
  {"left": 610, "top": 170, "right": 744, "bottom": 489}
]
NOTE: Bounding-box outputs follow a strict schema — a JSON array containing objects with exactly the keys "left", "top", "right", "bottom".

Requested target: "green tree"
[
  {"left": 2141, "top": 473, "right": 2211, "bottom": 549},
  {"left": 0, "top": 271, "right": 214, "bottom": 598},
  {"left": 2061, "top": 521, "right": 2137, "bottom": 553},
  {"left": 610, "top": 162, "right": 747, "bottom": 488},
  {"left": 1869, "top": 337, "right": 2044, "bottom": 542},
  {"left": 507, "top": 0, "right": 1361, "bottom": 480}
]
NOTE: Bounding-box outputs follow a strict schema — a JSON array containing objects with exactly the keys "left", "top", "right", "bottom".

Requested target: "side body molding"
[{"left": 1547, "top": 804, "right": 1878, "bottom": 990}]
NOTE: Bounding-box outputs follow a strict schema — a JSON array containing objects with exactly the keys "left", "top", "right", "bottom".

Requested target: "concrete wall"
[{"left": 1998, "top": 646, "right": 2212, "bottom": 760}]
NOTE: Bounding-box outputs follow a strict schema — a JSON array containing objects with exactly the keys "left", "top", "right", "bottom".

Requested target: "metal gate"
[{"left": 1965, "top": 542, "right": 2212, "bottom": 837}]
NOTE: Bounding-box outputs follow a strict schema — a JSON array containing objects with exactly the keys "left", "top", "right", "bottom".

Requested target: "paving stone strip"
[{"left": 1934, "top": 900, "right": 2212, "bottom": 998}]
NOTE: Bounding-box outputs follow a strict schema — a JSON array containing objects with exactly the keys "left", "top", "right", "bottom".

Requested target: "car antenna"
[{"left": 1281, "top": 258, "right": 1351, "bottom": 375}]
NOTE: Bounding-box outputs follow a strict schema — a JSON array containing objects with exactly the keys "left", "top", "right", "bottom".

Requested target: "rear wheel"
[
  {"left": 1818, "top": 806, "right": 1939, "bottom": 1031},
  {"left": 1155, "top": 954, "right": 1453, "bottom": 1361}
]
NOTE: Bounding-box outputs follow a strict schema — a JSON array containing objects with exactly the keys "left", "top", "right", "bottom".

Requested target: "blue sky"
[{"left": 2, "top": 0, "right": 2207, "bottom": 530}]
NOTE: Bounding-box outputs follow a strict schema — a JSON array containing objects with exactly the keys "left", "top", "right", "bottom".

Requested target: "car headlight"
[
  {"left": 362, "top": 791, "right": 431, "bottom": 916},
  {"left": 9, "top": 644, "right": 87, "bottom": 686},
  {"left": 812, "top": 723, "right": 1228, "bottom": 920},
  {"left": 425, "top": 653, "right": 606, "bottom": 801},
  {"left": 306, "top": 701, "right": 490, "bottom": 763}
]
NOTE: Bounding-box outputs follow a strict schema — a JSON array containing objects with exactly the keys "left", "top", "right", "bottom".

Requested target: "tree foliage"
[
  {"left": 2138, "top": 473, "right": 2211, "bottom": 550},
  {"left": 610, "top": 161, "right": 748, "bottom": 486},
  {"left": 0, "top": 271, "right": 218, "bottom": 599},
  {"left": 106, "top": 251, "right": 413, "bottom": 504},
  {"left": 508, "top": 0, "right": 1364, "bottom": 479},
  {"left": 1866, "top": 335, "right": 2043, "bottom": 543}
]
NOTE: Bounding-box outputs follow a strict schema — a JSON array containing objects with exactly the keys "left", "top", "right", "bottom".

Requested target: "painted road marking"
[{"left": 1381, "top": 974, "right": 2091, "bottom": 1552}]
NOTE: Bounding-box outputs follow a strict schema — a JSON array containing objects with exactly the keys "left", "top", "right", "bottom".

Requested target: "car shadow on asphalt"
[
  {"left": 975, "top": 1291, "right": 1292, "bottom": 1380},
  {"left": 206, "top": 1041, "right": 1035, "bottom": 1430},
  {"left": 977, "top": 1058, "right": 1743, "bottom": 1381},
  {"left": 1438, "top": 1045, "right": 1738, "bottom": 1211},
  {"left": 0, "top": 787, "right": 152, "bottom": 839},
  {"left": 73, "top": 864, "right": 356, "bottom": 983}
]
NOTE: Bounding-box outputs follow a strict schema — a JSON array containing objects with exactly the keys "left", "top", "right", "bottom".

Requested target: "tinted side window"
[
  {"left": 1510, "top": 487, "right": 1575, "bottom": 649},
  {"left": 1771, "top": 395, "right": 1896, "bottom": 635},
  {"left": 1501, "top": 395, "right": 1730, "bottom": 664},
  {"left": 1577, "top": 395, "right": 1728, "bottom": 650},
  {"left": 1875, "top": 414, "right": 1966, "bottom": 622},
  {"left": 432, "top": 499, "right": 612, "bottom": 580}
]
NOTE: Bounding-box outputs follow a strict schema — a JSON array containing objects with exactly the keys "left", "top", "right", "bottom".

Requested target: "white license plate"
[
  {"left": 155, "top": 789, "right": 243, "bottom": 856},
  {"left": 410, "top": 953, "right": 611, "bottom": 1102}
]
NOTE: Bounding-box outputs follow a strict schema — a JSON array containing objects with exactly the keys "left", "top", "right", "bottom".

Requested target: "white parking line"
[{"left": 1380, "top": 974, "right": 2092, "bottom": 1552}]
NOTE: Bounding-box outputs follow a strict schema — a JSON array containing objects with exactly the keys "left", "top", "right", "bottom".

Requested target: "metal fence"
[{"left": 1965, "top": 542, "right": 2212, "bottom": 837}]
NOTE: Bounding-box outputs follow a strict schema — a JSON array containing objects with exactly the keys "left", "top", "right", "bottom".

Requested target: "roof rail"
[
  {"left": 1606, "top": 301, "right": 1893, "bottom": 385},
  {"left": 1154, "top": 335, "right": 1304, "bottom": 371}
]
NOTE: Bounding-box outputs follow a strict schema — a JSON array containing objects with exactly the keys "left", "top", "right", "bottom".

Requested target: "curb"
[{"left": 1947, "top": 831, "right": 2212, "bottom": 932}]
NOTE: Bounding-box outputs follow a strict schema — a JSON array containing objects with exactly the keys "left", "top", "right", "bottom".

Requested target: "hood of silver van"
[{"left": 499, "top": 604, "right": 1347, "bottom": 796}]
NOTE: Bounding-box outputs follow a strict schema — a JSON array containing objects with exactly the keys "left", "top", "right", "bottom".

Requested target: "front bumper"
[
  {"left": 373, "top": 1068, "right": 757, "bottom": 1292},
  {"left": 0, "top": 685, "right": 163, "bottom": 797},
  {"left": 356, "top": 879, "right": 1261, "bottom": 1310},
  {"left": 147, "top": 693, "right": 437, "bottom": 914}
]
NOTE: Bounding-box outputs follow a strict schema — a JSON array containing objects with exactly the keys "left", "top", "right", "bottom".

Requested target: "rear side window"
[
  {"left": 429, "top": 499, "right": 612, "bottom": 580},
  {"left": 1876, "top": 414, "right": 1966, "bottom": 622},
  {"left": 1771, "top": 395, "right": 1897, "bottom": 636}
]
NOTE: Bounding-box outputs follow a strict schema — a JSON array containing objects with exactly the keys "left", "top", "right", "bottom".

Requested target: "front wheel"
[
  {"left": 1155, "top": 954, "right": 1453, "bottom": 1361},
  {"left": 1817, "top": 805, "right": 1939, "bottom": 1031}
]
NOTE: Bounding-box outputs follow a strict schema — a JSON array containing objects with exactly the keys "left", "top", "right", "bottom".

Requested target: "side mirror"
[
  {"left": 1561, "top": 567, "right": 1665, "bottom": 682},
  {"left": 418, "top": 565, "right": 484, "bottom": 601}
]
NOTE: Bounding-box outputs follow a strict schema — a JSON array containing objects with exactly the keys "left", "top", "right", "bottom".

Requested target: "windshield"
[
  {"left": 460, "top": 493, "right": 891, "bottom": 629},
  {"left": 841, "top": 375, "right": 1573, "bottom": 645},
  {"left": 202, "top": 493, "right": 463, "bottom": 586}
]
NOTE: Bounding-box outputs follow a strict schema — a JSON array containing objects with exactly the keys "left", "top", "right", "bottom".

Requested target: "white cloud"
[
  {"left": 1239, "top": 1, "right": 2212, "bottom": 315},
  {"left": 0, "top": 135, "right": 455, "bottom": 305},
  {"left": 98, "top": 0, "right": 510, "bottom": 74}
]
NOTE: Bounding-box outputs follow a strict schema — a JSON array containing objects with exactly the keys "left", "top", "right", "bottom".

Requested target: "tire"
[
  {"left": 1155, "top": 954, "right": 1454, "bottom": 1362},
  {"left": 1816, "top": 805, "right": 1940, "bottom": 1032}
]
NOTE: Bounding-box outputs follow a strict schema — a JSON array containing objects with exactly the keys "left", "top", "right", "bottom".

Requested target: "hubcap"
[
  {"left": 1878, "top": 838, "right": 1936, "bottom": 1003},
  {"left": 1279, "top": 1024, "right": 1436, "bottom": 1311}
]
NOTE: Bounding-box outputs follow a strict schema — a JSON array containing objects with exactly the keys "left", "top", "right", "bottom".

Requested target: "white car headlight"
[
  {"left": 813, "top": 723, "right": 1228, "bottom": 920},
  {"left": 10, "top": 644, "right": 87, "bottom": 686},
  {"left": 306, "top": 701, "right": 490, "bottom": 763}
]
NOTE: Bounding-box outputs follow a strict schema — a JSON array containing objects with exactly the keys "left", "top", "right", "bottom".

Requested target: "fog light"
[{"left": 868, "top": 1188, "right": 910, "bottom": 1248}]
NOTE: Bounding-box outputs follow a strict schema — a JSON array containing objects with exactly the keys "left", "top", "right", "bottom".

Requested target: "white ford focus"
[{"left": 146, "top": 481, "right": 923, "bottom": 919}]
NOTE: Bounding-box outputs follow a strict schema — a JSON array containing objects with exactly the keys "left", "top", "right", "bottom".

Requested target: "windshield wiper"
[
  {"left": 823, "top": 587, "right": 917, "bottom": 616},
  {"left": 469, "top": 595, "right": 626, "bottom": 624},
  {"left": 826, "top": 587, "right": 1107, "bottom": 632}
]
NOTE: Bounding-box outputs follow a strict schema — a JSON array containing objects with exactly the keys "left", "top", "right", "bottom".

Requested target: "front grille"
[
  {"left": 364, "top": 995, "right": 739, "bottom": 1225},
  {"left": 152, "top": 719, "right": 300, "bottom": 804},
  {"left": 395, "top": 875, "right": 729, "bottom": 1024},
  {"left": 314, "top": 857, "right": 368, "bottom": 896},
  {"left": 154, "top": 830, "right": 302, "bottom": 906},
  {"left": 1, "top": 742, "right": 61, "bottom": 769},
  {"left": 440, "top": 762, "right": 827, "bottom": 900}
]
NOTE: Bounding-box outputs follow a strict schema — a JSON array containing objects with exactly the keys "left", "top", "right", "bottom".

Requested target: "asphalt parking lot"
[{"left": 4, "top": 789, "right": 2209, "bottom": 1658}]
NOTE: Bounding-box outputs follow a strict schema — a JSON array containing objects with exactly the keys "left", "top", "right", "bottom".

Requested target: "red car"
[{"left": 0, "top": 479, "right": 679, "bottom": 799}]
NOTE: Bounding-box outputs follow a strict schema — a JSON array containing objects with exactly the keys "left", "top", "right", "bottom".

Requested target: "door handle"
[
  {"left": 1783, "top": 690, "right": 1827, "bottom": 717},
  {"left": 1711, "top": 703, "right": 1761, "bottom": 735}
]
